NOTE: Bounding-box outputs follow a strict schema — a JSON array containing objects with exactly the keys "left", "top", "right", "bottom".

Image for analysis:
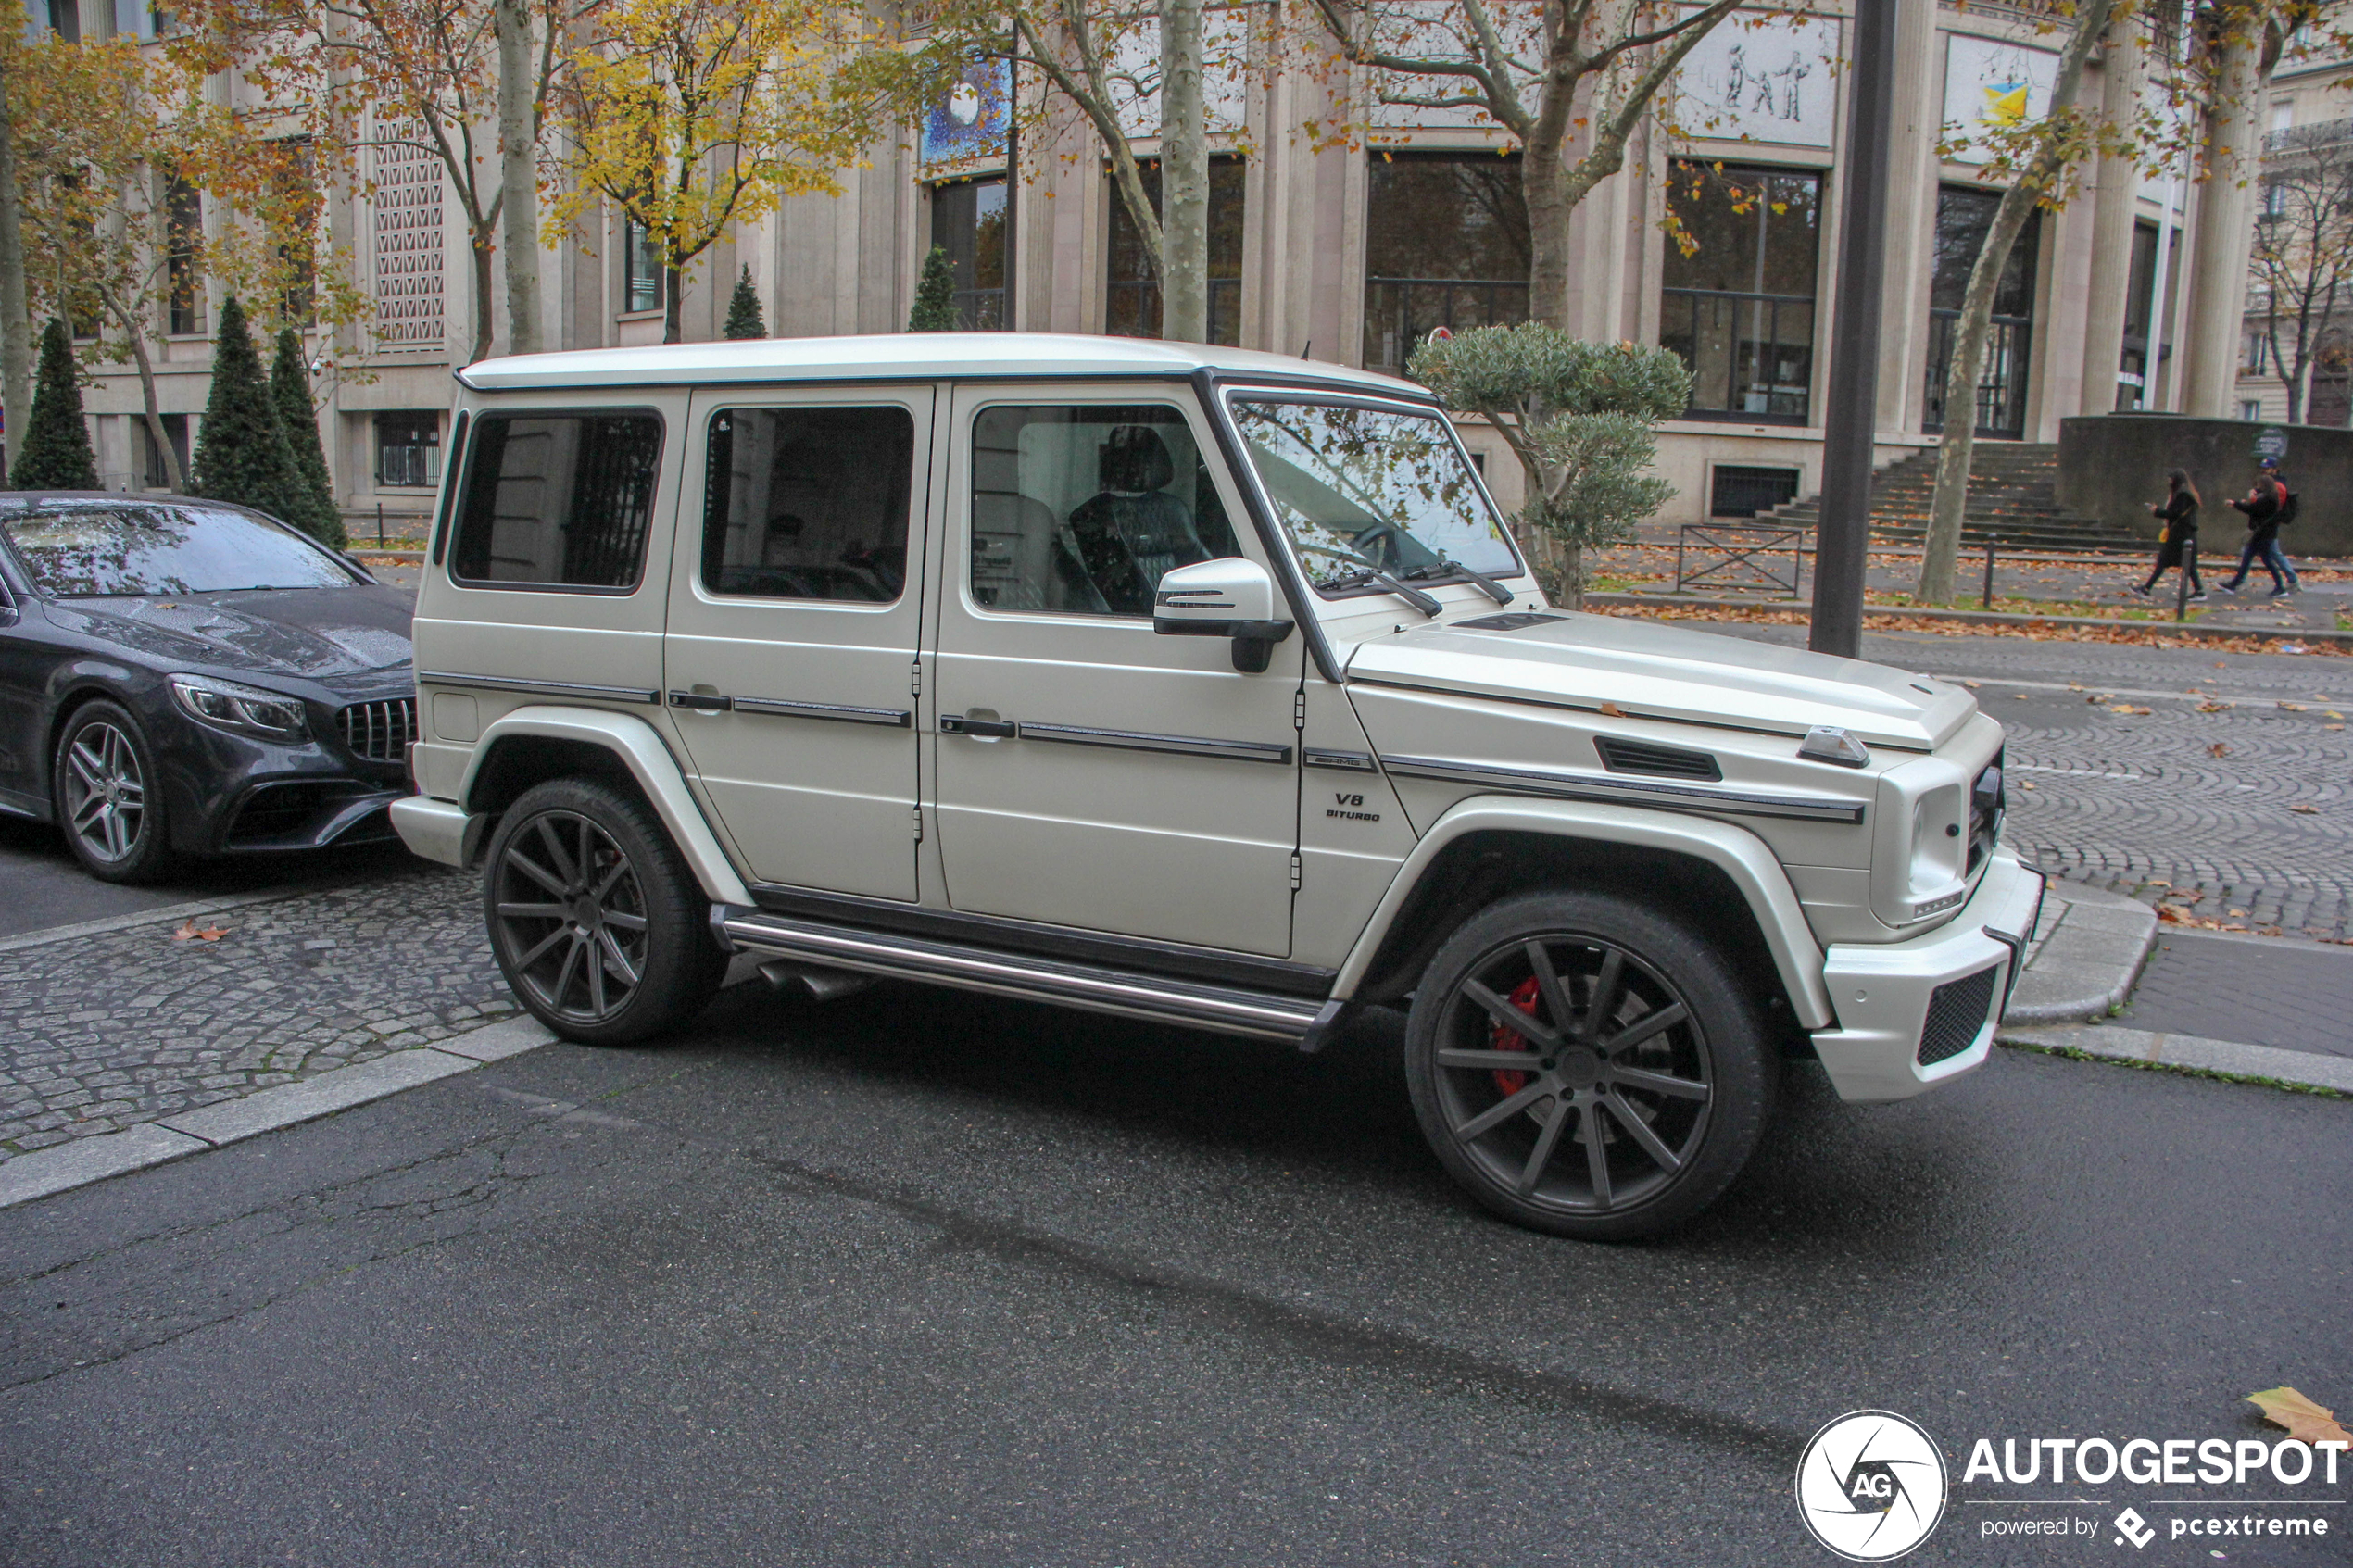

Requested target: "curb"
[
  {"left": 0, "top": 1014, "right": 556, "bottom": 1210},
  {"left": 1999, "top": 1022, "right": 2353, "bottom": 1096},
  {"left": 1586, "top": 593, "right": 2353, "bottom": 646},
  {"left": 2001, "top": 883, "right": 2160, "bottom": 1025}
]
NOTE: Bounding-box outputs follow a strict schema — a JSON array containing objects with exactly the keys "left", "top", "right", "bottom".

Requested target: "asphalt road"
[{"left": 2, "top": 980, "right": 2346, "bottom": 1566}]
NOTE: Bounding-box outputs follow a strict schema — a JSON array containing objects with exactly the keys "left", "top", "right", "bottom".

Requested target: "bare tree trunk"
[
  {"left": 1918, "top": 0, "right": 2110, "bottom": 604},
  {"left": 107, "top": 295, "right": 182, "bottom": 493},
  {"left": 497, "top": 0, "right": 542, "bottom": 357},
  {"left": 1158, "top": 0, "right": 1206, "bottom": 343},
  {"left": 468, "top": 231, "right": 496, "bottom": 363},
  {"left": 0, "top": 57, "right": 31, "bottom": 476}
]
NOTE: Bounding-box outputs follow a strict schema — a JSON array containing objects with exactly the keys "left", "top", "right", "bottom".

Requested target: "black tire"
[
  {"left": 483, "top": 777, "right": 727, "bottom": 1047},
  {"left": 1403, "top": 890, "right": 1770, "bottom": 1241},
  {"left": 53, "top": 700, "right": 177, "bottom": 884}
]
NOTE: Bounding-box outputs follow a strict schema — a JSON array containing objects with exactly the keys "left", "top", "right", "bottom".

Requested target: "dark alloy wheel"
[
  {"left": 484, "top": 778, "right": 726, "bottom": 1046},
  {"left": 54, "top": 701, "right": 176, "bottom": 884},
  {"left": 1404, "top": 891, "right": 1770, "bottom": 1241}
]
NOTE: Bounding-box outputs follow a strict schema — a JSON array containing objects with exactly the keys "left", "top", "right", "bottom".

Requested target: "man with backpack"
[{"left": 2221, "top": 457, "right": 2302, "bottom": 598}]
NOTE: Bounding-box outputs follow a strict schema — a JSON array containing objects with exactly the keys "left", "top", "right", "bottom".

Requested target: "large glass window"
[
  {"left": 1, "top": 506, "right": 354, "bottom": 597},
  {"left": 375, "top": 411, "right": 442, "bottom": 488},
  {"left": 1106, "top": 158, "right": 1245, "bottom": 346},
  {"left": 1362, "top": 153, "right": 1530, "bottom": 375},
  {"left": 2118, "top": 220, "right": 2171, "bottom": 411},
  {"left": 702, "top": 407, "right": 915, "bottom": 602},
  {"left": 165, "top": 175, "right": 202, "bottom": 336},
  {"left": 931, "top": 177, "right": 1008, "bottom": 330},
  {"left": 1228, "top": 399, "right": 1520, "bottom": 593},
  {"left": 450, "top": 412, "right": 662, "bottom": 590},
  {"left": 623, "top": 219, "right": 661, "bottom": 314},
  {"left": 969, "top": 405, "right": 1239, "bottom": 617},
  {"left": 1659, "top": 164, "right": 1821, "bottom": 423},
  {"left": 1922, "top": 185, "right": 2042, "bottom": 438}
]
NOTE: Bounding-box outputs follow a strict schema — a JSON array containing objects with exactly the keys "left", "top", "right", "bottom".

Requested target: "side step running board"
[{"left": 715, "top": 906, "right": 1333, "bottom": 1044}]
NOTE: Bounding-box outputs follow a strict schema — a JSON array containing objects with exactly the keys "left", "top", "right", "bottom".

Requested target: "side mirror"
[{"left": 1152, "top": 557, "right": 1295, "bottom": 673}]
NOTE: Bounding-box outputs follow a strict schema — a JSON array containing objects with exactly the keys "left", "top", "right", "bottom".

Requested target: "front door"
[
  {"left": 928, "top": 387, "right": 1302, "bottom": 956},
  {"left": 662, "top": 386, "right": 935, "bottom": 901}
]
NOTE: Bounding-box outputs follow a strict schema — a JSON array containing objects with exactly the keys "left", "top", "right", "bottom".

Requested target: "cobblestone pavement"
[
  {"left": 1716, "top": 626, "right": 2353, "bottom": 939},
  {"left": 0, "top": 864, "right": 512, "bottom": 1163}
]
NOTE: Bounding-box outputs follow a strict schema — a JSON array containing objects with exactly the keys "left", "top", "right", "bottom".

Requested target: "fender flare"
[
  {"left": 459, "top": 706, "right": 755, "bottom": 908},
  {"left": 1332, "top": 797, "right": 1835, "bottom": 1029}
]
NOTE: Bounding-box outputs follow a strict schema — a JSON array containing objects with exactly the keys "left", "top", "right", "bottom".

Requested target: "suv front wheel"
[
  {"left": 483, "top": 778, "right": 728, "bottom": 1046},
  {"left": 1404, "top": 891, "right": 1770, "bottom": 1241}
]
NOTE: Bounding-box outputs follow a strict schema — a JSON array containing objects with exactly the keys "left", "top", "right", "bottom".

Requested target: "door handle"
[
  {"left": 667, "top": 690, "right": 732, "bottom": 712},
  {"left": 939, "top": 715, "right": 1017, "bottom": 738}
]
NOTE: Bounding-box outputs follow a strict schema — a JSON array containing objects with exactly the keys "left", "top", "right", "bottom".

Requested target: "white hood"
[{"left": 1342, "top": 610, "right": 1977, "bottom": 752}]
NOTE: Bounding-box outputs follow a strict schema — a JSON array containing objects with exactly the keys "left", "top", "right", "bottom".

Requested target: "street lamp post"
[{"left": 1809, "top": 0, "right": 1900, "bottom": 659}]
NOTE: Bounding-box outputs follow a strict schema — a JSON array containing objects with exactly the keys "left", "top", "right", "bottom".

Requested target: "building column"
[
  {"left": 2077, "top": 26, "right": 2143, "bottom": 416},
  {"left": 2180, "top": 32, "right": 2264, "bottom": 417},
  {"left": 1870, "top": 0, "right": 1942, "bottom": 439}
]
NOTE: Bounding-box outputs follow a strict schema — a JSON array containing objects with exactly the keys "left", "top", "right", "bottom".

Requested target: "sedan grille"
[
  {"left": 337, "top": 697, "right": 416, "bottom": 762},
  {"left": 1917, "top": 965, "right": 1999, "bottom": 1067}
]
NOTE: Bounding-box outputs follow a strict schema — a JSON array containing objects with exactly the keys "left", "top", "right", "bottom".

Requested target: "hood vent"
[
  {"left": 1453, "top": 611, "right": 1566, "bottom": 633},
  {"left": 1595, "top": 735, "right": 1722, "bottom": 782}
]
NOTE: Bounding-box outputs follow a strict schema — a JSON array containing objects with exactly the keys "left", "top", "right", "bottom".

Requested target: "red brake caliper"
[{"left": 1490, "top": 975, "right": 1543, "bottom": 1096}]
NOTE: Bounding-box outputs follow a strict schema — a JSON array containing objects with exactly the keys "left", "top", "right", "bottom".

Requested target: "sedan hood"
[
  {"left": 51, "top": 586, "right": 415, "bottom": 683},
  {"left": 1343, "top": 610, "right": 1977, "bottom": 751}
]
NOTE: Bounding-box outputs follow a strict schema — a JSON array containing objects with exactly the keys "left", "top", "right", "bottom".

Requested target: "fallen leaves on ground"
[
  {"left": 2293, "top": 803, "right": 2322, "bottom": 814},
  {"left": 2108, "top": 704, "right": 2153, "bottom": 715},
  {"left": 171, "top": 920, "right": 227, "bottom": 942},
  {"left": 2158, "top": 906, "right": 2249, "bottom": 931},
  {"left": 2209, "top": 743, "right": 2230, "bottom": 758},
  {"left": 2246, "top": 1388, "right": 2353, "bottom": 1448},
  {"left": 1582, "top": 603, "right": 2353, "bottom": 655},
  {"left": 2196, "top": 700, "right": 2233, "bottom": 712},
  {"left": 2279, "top": 700, "right": 2309, "bottom": 711}
]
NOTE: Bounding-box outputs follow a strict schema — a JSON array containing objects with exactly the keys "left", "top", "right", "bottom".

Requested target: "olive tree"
[{"left": 1410, "top": 322, "right": 1686, "bottom": 607}]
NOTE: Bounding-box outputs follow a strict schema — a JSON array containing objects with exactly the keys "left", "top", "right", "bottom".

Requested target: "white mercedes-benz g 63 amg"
[{"left": 392, "top": 333, "right": 2041, "bottom": 1240}]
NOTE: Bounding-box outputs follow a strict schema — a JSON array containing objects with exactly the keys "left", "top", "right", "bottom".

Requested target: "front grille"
[
  {"left": 1596, "top": 735, "right": 1723, "bottom": 782},
  {"left": 1917, "top": 965, "right": 2000, "bottom": 1066},
  {"left": 337, "top": 697, "right": 416, "bottom": 762},
  {"left": 1968, "top": 750, "right": 2006, "bottom": 874}
]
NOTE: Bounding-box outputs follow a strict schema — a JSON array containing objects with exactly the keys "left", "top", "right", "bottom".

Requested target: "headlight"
[{"left": 168, "top": 673, "right": 310, "bottom": 741}]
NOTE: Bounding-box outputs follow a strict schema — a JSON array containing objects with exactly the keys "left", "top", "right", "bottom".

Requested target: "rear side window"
[
  {"left": 450, "top": 411, "right": 663, "bottom": 590},
  {"left": 701, "top": 406, "right": 915, "bottom": 602}
]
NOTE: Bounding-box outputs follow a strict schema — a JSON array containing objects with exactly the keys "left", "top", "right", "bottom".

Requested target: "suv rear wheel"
[
  {"left": 484, "top": 778, "right": 727, "bottom": 1046},
  {"left": 1403, "top": 890, "right": 1770, "bottom": 1241}
]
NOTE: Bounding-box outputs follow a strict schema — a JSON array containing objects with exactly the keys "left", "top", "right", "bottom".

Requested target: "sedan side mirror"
[{"left": 1152, "top": 558, "right": 1295, "bottom": 673}]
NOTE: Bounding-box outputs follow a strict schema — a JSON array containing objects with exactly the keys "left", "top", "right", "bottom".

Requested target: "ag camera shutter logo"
[{"left": 1795, "top": 1410, "right": 1948, "bottom": 1561}]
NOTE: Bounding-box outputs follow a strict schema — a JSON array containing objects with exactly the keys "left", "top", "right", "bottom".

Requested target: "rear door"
[{"left": 661, "top": 386, "right": 934, "bottom": 901}]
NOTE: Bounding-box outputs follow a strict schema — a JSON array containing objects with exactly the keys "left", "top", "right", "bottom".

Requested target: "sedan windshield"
[
  {"left": 1, "top": 506, "right": 356, "bottom": 596},
  {"left": 1227, "top": 398, "right": 1520, "bottom": 593}
]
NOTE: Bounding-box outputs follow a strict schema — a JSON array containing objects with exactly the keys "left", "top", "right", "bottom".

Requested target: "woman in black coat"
[{"left": 2133, "top": 469, "right": 2204, "bottom": 600}]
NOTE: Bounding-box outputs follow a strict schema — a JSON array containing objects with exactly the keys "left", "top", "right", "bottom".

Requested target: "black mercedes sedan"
[{"left": 0, "top": 493, "right": 414, "bottom": 884}]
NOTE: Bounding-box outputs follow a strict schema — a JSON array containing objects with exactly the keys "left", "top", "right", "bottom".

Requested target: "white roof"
[{"left": 454, "top": 332, "right": 1429, "bottom": 397}]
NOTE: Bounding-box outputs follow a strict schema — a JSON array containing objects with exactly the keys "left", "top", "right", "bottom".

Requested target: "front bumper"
[{"left": 1810, "top": 850, "right": 2045, "bottom": 1102}]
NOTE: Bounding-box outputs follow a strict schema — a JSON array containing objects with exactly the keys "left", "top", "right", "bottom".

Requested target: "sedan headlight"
[{"left": 168, "top": 673, "right": 310, "bottom": 741}]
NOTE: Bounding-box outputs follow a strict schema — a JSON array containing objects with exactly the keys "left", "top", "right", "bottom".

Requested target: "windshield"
[
  {"left": 1227, "top": 398, "right": 1520, "bottom": 593},
  {"left": 1, "top": 506, "right": 356, "bottom": 596}
]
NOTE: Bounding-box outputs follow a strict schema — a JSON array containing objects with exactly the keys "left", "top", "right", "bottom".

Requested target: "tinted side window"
[
  {"left": 969, "top": 404, "right": 1239, "bottom": 617},
  {"left": 450, "top": 412, "right": 662, "bottom": 590},
  {"left": 701, "top": 407, "right": 915, "bottom": 602}
]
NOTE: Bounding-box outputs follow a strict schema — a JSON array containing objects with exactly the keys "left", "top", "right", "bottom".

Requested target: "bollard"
[
  {"left": 376, "top": 501, "right": 384, "bottom": 549},
  {"left": 2176, "top": 539, "right": 2196, "bottom": 621},
  {"left": 1982, "top": 542, "right": 1995, "bottom": 609}
]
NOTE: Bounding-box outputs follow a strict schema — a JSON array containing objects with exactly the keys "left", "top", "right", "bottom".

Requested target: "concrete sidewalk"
[{"left": 2004, "top": 880, "right": 2159, "bottom": 1025}]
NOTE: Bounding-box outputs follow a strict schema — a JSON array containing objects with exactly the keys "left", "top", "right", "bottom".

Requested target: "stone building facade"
[{"left": 60, "top": 1, "right": 2270, "bottom": 533}]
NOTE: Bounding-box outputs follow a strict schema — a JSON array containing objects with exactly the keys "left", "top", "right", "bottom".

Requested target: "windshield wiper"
[
  {"left": 1400, "top": 555, "right": 1514, "bottom": 606},
  {"left": 1321, "top": 567, "right": 1442, "bottom": 617}
]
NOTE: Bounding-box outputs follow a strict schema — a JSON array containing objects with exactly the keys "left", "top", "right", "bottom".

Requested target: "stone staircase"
[{"left": 1761, "top": 443, "right": 2145, "bottom": 553}]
